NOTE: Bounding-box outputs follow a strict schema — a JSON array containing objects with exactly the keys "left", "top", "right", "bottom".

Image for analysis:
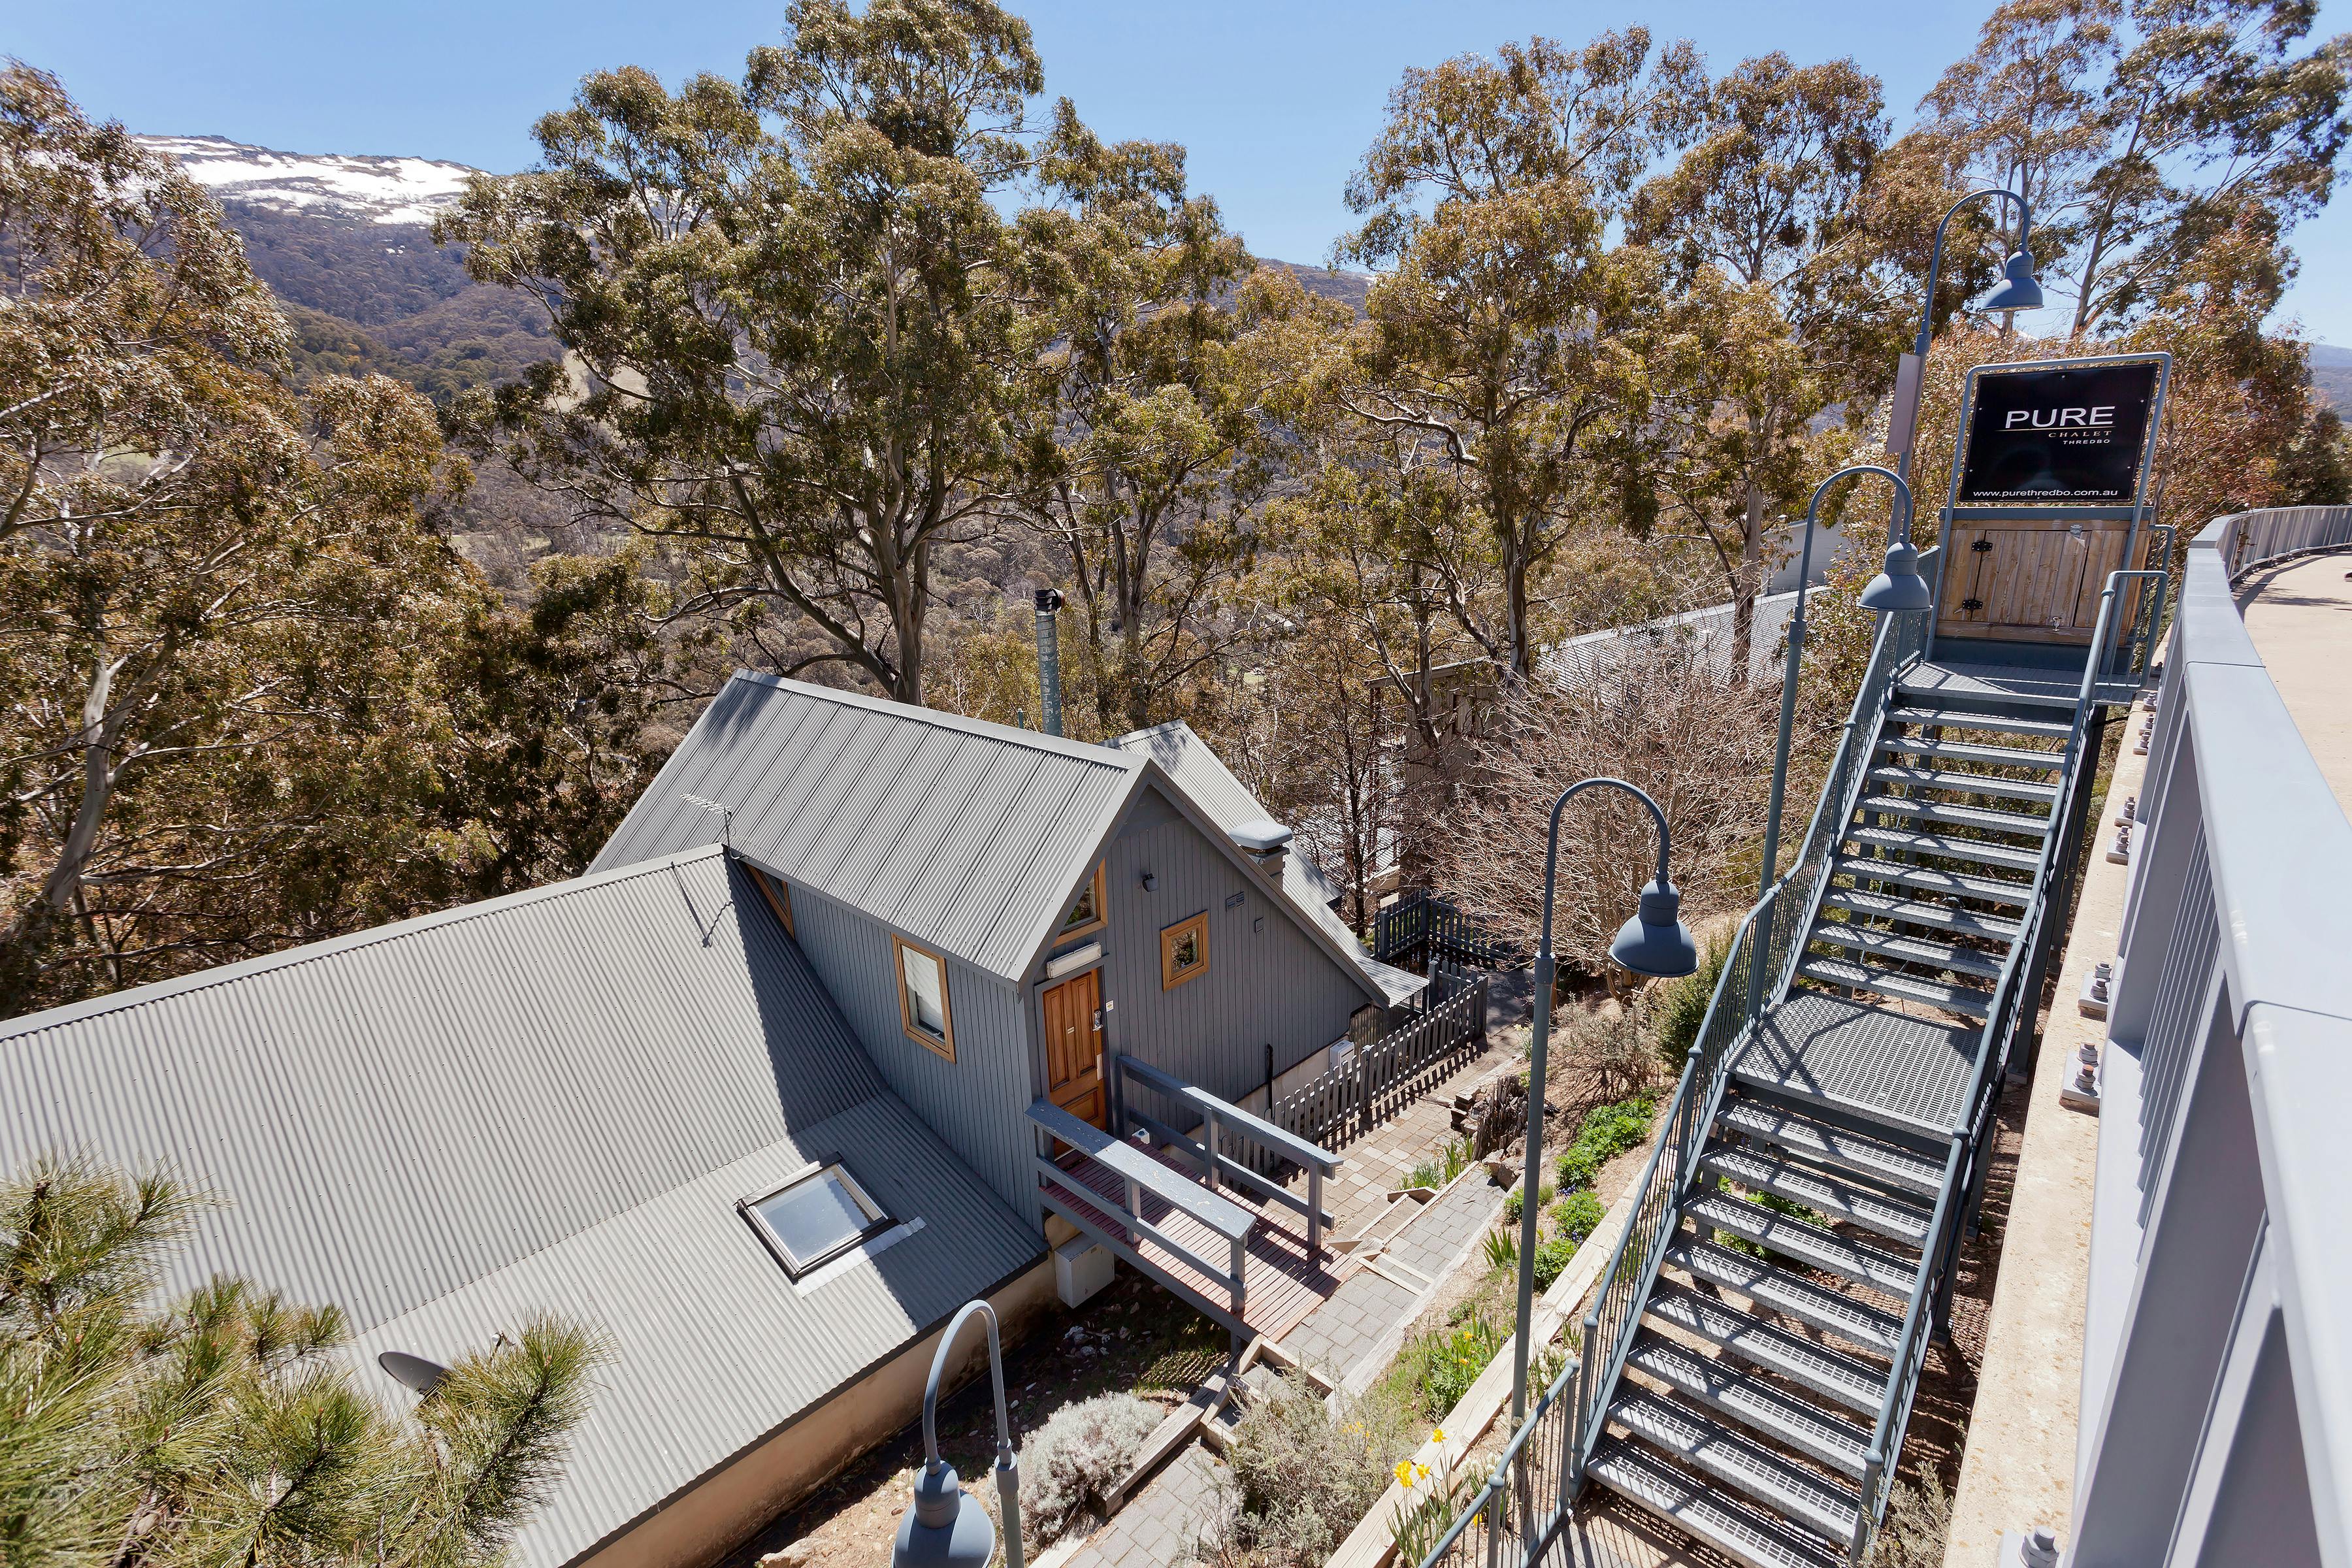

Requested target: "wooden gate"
[{"left": 1938, "top": 517, "right": 2142, "bottom": 644}]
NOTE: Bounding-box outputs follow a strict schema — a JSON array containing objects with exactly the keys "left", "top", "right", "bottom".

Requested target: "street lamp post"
[
  {"left": 1758, "top": 465, "right": 1920, "bottom": 897},
  {"left": 1510, "top": 779, "right": 1699, "bottom": 1425},
  {"left": 892, "top": 1301, "right": 1024, "bottom": 1568},
  {"left": 1892, "top": 186, "right": 2044, "bottom": 484}
]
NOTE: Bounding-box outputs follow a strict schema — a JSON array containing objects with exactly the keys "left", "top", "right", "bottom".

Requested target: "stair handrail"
[
  {"left": 1565, "top": 568, "right": 1938, "bottom": 1492},
  {"left": 1846, "top": 566, "right": 2172, "bottom": 1558}
]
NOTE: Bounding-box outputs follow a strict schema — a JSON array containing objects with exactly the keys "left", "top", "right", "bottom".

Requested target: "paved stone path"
[
  {"left": 1284, "top": 1171, "right": 1505, "bottom": 1383},
  {"left": 1060, "top": 1444, "right": 1226, "bottom": 1568}
]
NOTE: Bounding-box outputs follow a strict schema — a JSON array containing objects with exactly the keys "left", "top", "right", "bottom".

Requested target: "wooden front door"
[{"left": 1043, "top": 970, "right": 1105, "bottom": 1130}]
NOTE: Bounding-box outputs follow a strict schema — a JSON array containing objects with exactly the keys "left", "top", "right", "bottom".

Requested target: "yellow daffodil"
[
  {"left": 1431, "top": 1428, "right": 1446, "bottom": 1444},
  {"left": 1395, "top": 1460, "right": 1415, "bottom": 1488}
]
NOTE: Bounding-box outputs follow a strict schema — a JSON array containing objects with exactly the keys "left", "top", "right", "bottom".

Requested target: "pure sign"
[{"left": 1956, "top": 357, "right": 2162, "bottom": 506}]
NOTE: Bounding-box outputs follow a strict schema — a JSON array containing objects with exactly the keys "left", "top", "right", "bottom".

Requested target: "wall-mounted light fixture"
[{"left": 1139, "top": 870, "right": 1156, "bottom": 891}]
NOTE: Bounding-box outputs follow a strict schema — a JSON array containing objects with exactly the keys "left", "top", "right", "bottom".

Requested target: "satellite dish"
[{"left": 378, "top": 1349, "right": 450, "bottom": 1397}]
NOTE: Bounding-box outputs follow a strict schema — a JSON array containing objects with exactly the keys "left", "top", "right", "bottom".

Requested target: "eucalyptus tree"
[
  {"left": 1333, "top": 29, "right": 1705, "bottom": 683},
  {"left": 440, "top": 0, "right": 1045, "bottom": 704},
  {"left": 1922, "top": 0, "right": 2351, "bottom": 338},
  {"left": 1629, "top": 53, "right": 1894, "bottom": 669},
  {"left": 1006, "top": 103, "right": 1299, "bottom": 734}
]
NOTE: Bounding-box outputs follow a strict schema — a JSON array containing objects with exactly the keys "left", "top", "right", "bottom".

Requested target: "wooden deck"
[{"left": 1042, "top": 1145, "right": 1358, "bottom": 1341}]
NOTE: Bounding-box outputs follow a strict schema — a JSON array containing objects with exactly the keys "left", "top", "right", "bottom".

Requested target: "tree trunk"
[{"left": 1, "top": 653, "right": 127, "bottom": 1009}]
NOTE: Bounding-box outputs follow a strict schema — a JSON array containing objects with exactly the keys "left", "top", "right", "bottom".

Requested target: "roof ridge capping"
[
  {"left": 0, "top": 843, "right": 738, "bottom": 1041},
  {"left": 736, "top": 672, "right": 1142, "bottom": 769}
]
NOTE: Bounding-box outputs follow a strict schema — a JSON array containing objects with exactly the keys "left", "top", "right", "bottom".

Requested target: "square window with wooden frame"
[
  {"left": 740, "top": 1162, "right": 892, "bottom": 1279},
  {"left": 751, "top": 868, "right": 794, "bottom": 936},
  {"left": 894, "top": 934, "right": 955, "bottom": 1060},
  {"left": 1057, "top": 862, "right": 1107, "bottom": 942},
  {"left": 1160, "top": 911, "right": 1209, "bottom": 990}
]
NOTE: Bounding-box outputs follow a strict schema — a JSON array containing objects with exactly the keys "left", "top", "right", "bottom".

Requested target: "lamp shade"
[
  {"left": 1860, "top": 536, "right": 1935, "bottom": 613},
  {"left": 1974, "top": 248, "right": 2044, "bottom": 314},
  {"left": 1610, "top": 879, "right": 1699, "bottom": 978},
  {"left": 893, "top": 1464, "right": 996, "bottom": 1568}
]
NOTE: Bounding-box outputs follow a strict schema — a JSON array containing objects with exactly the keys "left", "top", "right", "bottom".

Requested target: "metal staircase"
[{"left": 1560, "top": 558, "right": 2170, "bottom": 1568}]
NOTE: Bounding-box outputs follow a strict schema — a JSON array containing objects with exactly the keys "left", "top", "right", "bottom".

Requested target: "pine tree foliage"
[{"left": 0, "top": 1158, "right": 603, "bottom": 1568}]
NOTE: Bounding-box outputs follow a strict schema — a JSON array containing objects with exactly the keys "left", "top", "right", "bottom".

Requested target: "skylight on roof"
[{"left": 742, "top": 1164, "right": 890, "bottom": 1277}]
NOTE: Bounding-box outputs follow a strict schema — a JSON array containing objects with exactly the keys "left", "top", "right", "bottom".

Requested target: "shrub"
[
  {"left": 1558, "top": 1002, "right": 1657, "bottom": 1103},
  {"left": 1557, "top": 1097, "right": 1656, "bottom": 1190},
  {"left": 1394, "top": 1307, "right": 1505, "bottom": 1420},
  {"left": 1482, "top": 1227, "right": 1518, "bottom": 1273},
  {"left": 1550, "top": 1190, "right": 1606, "bottom": 1246},
  {"left": 1019, "top": 1392, "right": 1161, "bottom": 1545},
  {"left": 1202, "top": 1375, "right": 1418, "bottom": 1567},
  {"left": 1867, "top": 1471, "right": 1953, "bottom": 1567},
  {"left": 1531, "top": 1235, "right": 1577, "bottom": 1290},
  {"left": 1499, "top": 1180, "right": 1556, "bottom": 1224},
  {"left": 1397, "top": 1137, "right": 1472, "bottom": 1193},
  {"left": 1653, "top": 932, "right": 1730, "bottom": 1071}
]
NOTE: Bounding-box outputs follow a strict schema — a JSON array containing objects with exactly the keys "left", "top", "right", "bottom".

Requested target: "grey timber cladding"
[
  {"left": 593, "top": 674, "right": 1141, "bottom": 979},
  {"left": 1099, "top": 785, "right": 1370, "bottom": 1105},
  {"left": 0, "top": 848, "right": 1041, "bottom": 1568}
]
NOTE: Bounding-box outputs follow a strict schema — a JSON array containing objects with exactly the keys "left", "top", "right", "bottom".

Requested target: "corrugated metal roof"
[
  {"left": 0, "top": 848, "right": 1041, "bottom": 1568},
  {"left": 594, "top": 676, "right": 1145, "bottom": 981},
  {"left": 1109, "top": 721, "right": 1424, "bottom": 1005}
]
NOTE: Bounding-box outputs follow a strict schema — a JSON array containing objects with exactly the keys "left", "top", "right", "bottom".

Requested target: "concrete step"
[
  {"left": 1855, "top": 794, "right": 2053, "bottom": 840},
  {"left": 1609, "top": 1390, "right": 1863, "bottom": 1544},
  {"left": 1796, "top": 955, "right": 1994, "bottom": 1019},
  {"left": 1821, "top": 887, "right": 2023, "bottom": 943},
  {"left": 1699, "top": 1144, "right": 1936, "bottom": 1246},
  {"left": 1866, "top": 762, "right": 2059, "bottom": 806},
  {"left": 1831, "top": 856, "right": 2033, "bottom": 909},
  {"left": 1876, "top": 734, "right": 2066, "bottom": 772},
  {"left": 1715, "top": 1097, "right": 1948, "bottom": 1199},
  {"left": 1588, "top": 1439, "right": 1845, "bottom": 1568},
  {"left": 1667, "top": 1236, "right": 1905, "bottom": 1356},
  {"left": 1806, "top": 922, "right": 2008, "bottom": 981},
  {"left": 1843, "top": 823, "right": 2046, "bottom": 873},
  {"left": 1686, "top": 1193, "right": 1922, "bottom": 1297},
  {"left": 1627, "top": 1331, "right": 1873, "bottom": 1478},
  {"left": 1643, "top": 1283, "right": 1890, "bottom": 1416},
  {"left": 1886, "top": 706, "right": 2074, "bottom": 741}
]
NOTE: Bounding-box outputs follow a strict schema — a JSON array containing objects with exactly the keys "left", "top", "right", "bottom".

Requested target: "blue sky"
[{"left": 13, "top": 0, "right": 2349, "bottom": 342}]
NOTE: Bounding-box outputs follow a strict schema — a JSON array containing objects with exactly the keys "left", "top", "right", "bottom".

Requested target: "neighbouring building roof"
[
  {"left": 1110, "top": 720, "right": 1426, "bottom": 1007},
  {"left": 0, "top": 847, "right": 1042, "bottom": 1568}
]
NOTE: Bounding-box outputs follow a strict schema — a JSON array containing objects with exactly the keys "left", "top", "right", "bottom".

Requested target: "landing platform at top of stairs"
[
  {"left": 1899, "top": 656, "right": 2141, "bottom": 711},
  {"left": 1733, "top": 992, "right": 1977, "bottom": 1139}
]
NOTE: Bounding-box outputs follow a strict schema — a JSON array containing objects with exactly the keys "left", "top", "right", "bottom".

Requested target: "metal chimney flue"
[{"left": 1034, "top": 588, "right": 1065, "bottom": 737}]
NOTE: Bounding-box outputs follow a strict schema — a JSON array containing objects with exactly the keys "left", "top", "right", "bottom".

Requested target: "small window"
[
  {"left": 894, "top": 934, "right": 955, "bottom": 1060},
  {"left": 752, "top": 868, "right": 794, "bottom": 936},
  {"left": 1161, "top": 911, "right": 1209, "bottom": 990},
  {"left": 742, "top": 1164, "right": 890, "bottom": 1277},
  {"left": 1058, "top": 862, "right": 1107, "bottom": 941}
]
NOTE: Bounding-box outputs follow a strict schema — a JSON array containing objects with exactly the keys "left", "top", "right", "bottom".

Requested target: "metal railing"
[
  {"left": 1563, "top": 554, "right": 1940, "bottom": 1501},
  {"left": 1375, "top": 890, "right": 1524, "bottom": 970},
  {"left": 2063, "top": 506, "right": 2352, "bottom": 1566},
  {"left": 1411, "top": 1354, "right": 1582, "bottom": 1568}
]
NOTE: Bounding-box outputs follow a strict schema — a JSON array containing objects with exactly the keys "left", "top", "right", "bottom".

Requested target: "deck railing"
[
  {"left": 1563, "top": 554, "right": 1939, "bottom": 1503},
  {"left": 1374, "top": 890, "right": 1523, "bottom": 970},
  {"left": 1266, "top": 970, "right": 1489, "bottom": 1152},
  {"left": 1109, "top": 1054, "right": 1342, "bottom": 1256},
  {"left": 2059, "top": 506, "right": 2352, "bottom": 1567},
  {"left": 1410, "top": 1353, "right": 1582, "bottom": 1568}
]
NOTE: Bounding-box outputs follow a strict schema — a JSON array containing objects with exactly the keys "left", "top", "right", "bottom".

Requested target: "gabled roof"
[
  {"left": 593, "top": 675, "right": 1145, "bottom": 980},
  {"left": 0, "top": 848, "right": 1041, "bottom": 1568},
  {"left": 1110, "top": 721, "right": 1426, "bottom": 1007}
]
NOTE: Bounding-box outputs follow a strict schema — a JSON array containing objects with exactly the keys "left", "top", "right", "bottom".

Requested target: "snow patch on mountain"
[{"left": 135, "top": 135, "right": 485, "bottom": 225}]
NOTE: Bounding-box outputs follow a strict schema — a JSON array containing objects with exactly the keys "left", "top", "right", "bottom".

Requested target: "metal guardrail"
[
  {"left": 1410, "top": 1353, "right": 1582, "bottom": 1568},
  {"left": 2061, "top": 507, "right": 2352, "bottom": 1565}
]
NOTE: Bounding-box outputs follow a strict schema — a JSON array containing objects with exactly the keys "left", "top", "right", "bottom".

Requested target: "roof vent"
[{"left": 1231, "top": 819, "right": 1293, "bottom": 885}]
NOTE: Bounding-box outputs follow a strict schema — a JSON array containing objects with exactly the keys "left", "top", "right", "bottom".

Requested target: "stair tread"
[
  {"left": 1844, "top": 824, "right": 2046, "bottom": 872},
  {"left": 1806, "top": 923, "right": 2008, "bottom": 980},
  {"left": 1644, "top": 1284, "right": 1890, "bottom": 1414},
  {"left": 1589, "top": 1439, "right": 1846, "bottom": 1568},
  {"left": 1866, "top": 763, "right": 2057, "bottom": 805},
  {"left": 1716, "top": 1098, "right": 1948, "bottom": 1198},
  {"left": 1686, "top": 1193, "right": 1922, "bottom": 1296},
  {"left": 1796, "top": 956, "right": 1994, "bottom": 1019},
  {"left": 1610, "top": 1390, "right": 1862, "bottom": 1543},
  {"left": 1832, "top": 857, "right": 2032, "bottom": 908},
  {"left": 1700, "top": 1145, "right": 1936, "bottom": 1244},
  {"left": 1855, "top": 794, "right": 2052, "bottom": 838},
  {"left": 1667, "top": 1237, "right": 1906, "bottom": 1356},
  {"left": 1823, "top": 887, "right": 2022, "bottom": 941},
  {"left": 1629, "top": 1331, "right": 1873, "bottom": 1477},
  {"left": 1894, "top": 677, "right": 2080, "bottom": 711},
  {"left": 1887, "top": 705, "right": 2074, "bottom": 740},
  {"left": 1876, "top": 734, "right": 2066, "bottom": 772}
]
